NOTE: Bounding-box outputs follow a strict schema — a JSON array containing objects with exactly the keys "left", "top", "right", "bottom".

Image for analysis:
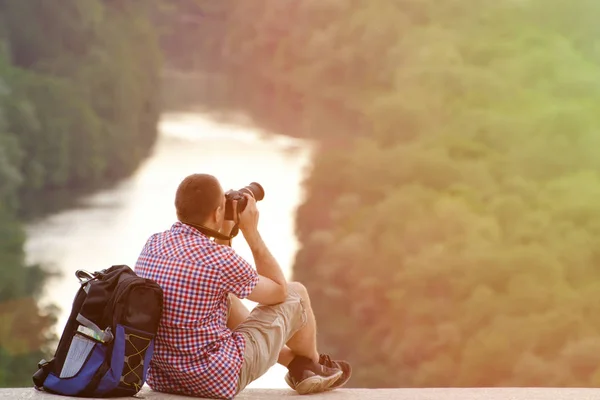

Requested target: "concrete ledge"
[{"left": 3, "top": 387, "right": 600, "bottom": 400}]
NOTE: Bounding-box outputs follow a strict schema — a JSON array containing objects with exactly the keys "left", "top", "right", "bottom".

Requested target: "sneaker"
[
  {"left": 285, "top": 354, "right": 352, "bottom": 391},
  {"left": 287, "top": 359, "right": 343, "bottom": 395}
]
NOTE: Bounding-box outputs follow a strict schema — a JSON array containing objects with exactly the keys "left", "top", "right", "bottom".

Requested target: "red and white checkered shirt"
[{"left": 134, "top": 222, "right": 258, "bottom": 399}]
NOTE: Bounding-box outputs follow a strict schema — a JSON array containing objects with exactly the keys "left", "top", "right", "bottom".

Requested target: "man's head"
[{"left": 175, "top": 174, "right": 226, "bottom": 230}]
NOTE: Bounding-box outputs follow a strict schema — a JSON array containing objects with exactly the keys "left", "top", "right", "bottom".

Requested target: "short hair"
[{"left": 175, "top": 174, "right": 223, "bottom": 225}]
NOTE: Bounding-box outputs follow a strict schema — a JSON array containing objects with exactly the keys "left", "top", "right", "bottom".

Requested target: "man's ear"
[{"left": 213, "top": 204, "right": 223, "bottom": 223}]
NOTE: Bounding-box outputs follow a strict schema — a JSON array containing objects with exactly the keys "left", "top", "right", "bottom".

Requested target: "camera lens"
[{"left": 242, "top": 182, "right": 265, "bottom": 201}]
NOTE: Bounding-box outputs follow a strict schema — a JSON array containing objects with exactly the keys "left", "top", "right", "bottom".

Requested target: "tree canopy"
[
  {"left": 0, "top": 0, "right": 162, "bottom": 387},
  {"left": 170, "top": 0, "right": 600, "bottom": 387},
  {"left": 3, "top": 0, "right": 600, "bottom": 388}
]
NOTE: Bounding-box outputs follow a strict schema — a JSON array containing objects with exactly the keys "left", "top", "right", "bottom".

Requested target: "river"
[{"left": 24, "top": 112, "right": 313, "bottom": 389}]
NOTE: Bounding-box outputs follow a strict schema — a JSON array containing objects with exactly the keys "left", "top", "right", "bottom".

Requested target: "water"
[{"left": 24, "top": 112, "right": 313, "bottom": 389}]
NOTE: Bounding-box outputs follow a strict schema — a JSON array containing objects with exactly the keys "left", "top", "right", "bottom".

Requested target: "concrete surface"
[{"left": 3, "top": 387, "right": 600, "bottom": 400}]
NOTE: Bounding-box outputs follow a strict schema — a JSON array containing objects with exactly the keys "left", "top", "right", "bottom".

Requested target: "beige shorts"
[{"left": 234, "top": 289, "right": 307, "bottom": 394}]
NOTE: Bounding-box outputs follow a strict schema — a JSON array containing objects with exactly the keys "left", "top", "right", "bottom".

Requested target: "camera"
[{"left": 225, "top": 182, "right": 265, "bottom": 220}]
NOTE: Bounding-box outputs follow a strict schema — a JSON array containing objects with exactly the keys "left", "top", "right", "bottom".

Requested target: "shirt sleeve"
[{"left": 219, "top": 247, "right": 259, "bottom": 299}]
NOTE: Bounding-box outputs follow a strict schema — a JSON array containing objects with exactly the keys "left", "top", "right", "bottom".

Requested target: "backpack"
[{"left": 32, "top": 265, "right": 163, "bottom": 397}]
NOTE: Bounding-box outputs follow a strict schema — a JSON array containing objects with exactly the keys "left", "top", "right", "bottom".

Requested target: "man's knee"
[
  {"left": 284, "top": 282, "right": 309, "bottom": 333},
  {"left": 287, "top": 281, "right": 309, "bottom": 300}
]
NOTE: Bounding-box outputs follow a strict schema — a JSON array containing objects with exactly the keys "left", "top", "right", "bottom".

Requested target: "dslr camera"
[{"left": 225, "top": 182, "right": 265, "bottom": 221}]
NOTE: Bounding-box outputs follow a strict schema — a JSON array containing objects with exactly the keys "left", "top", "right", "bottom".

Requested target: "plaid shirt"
[{"left": 134, "top": 222, "right": 259, "bottom": 399}]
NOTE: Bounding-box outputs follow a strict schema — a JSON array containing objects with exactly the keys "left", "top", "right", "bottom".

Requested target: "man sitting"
[{"left": 134, "top": 174, "right": 351, "bottom": 399}]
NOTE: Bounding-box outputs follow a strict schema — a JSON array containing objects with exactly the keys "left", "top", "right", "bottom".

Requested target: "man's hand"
[{"left": 238, "top": 193, "right": 259, "bottom": 240}]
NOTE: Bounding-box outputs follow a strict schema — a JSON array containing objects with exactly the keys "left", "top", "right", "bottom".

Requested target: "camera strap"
[{"left": 183, "top": 222, "right": 239, "bottom": 240}]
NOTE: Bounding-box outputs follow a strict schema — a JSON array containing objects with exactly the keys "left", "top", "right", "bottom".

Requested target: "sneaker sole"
[
  {"left": 286, "top": 370, "right": 351, "bottom": 392},
  {"left": 294, "top": 370, "right": 343, "bottom": 395},
  {"left": 284, "top": 373, "right": 294, "bottom": 390}
]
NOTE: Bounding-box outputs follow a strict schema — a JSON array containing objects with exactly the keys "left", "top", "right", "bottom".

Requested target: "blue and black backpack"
[{"left": 33, "top": 265, "right": 163, "bottom": 397}]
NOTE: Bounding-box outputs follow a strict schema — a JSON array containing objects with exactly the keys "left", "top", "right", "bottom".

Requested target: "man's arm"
[
  {"left": 237, "top": 194, "right": 288, "bottom": 305},
  {"left": 244, "top": 230, "right": 287, "bottom": 302}
]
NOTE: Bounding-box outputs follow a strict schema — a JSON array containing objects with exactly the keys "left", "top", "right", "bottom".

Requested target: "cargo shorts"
[{"left": 234, "top": 288, "right": 307, "bottom": 394}]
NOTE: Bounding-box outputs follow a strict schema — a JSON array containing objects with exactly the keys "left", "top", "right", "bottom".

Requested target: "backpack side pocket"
[{"left": 43, "top": 334, "right": 107, "bottom": 396}]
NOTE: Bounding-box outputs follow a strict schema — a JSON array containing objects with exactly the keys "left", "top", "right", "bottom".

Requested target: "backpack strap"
[{"left": 32, "top": 358, "right": 54, "bottom": 389}]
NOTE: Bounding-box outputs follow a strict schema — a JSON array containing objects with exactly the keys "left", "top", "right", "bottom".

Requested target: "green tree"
[
  {"left": 165, "top": 0, "right": 600, "bottom": 388},
  {"left": 0, "top": 63, "right": 55, "bottom": 387},
  {"left": 0, "top": 0, "right": 163, "bottom": 387}
]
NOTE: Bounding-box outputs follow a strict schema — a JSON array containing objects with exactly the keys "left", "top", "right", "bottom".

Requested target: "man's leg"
[
  {"left": 276, "top": 282, "right": 347, "bottom": 392},
  {"left": 230, "top": 284, "right": 341, "bottom": 395},
  {"left": 226, "top": 294, "right": 249, "bottom": 330},
  {"left": 227, "top": 294, "right": 295, "bottom": 366},
  {"left": 269, "top": 285, "right": 351, "bottom": 391},
  {"left": 282, "top": 282, "right": 319, "bottom": 364}
]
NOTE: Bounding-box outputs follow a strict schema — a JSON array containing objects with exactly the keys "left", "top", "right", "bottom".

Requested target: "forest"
[
  {"left": 167, "top": 0, "right": 600, "bottom": 387},
  {"left": 0, "top": 0, "right": 162, "bottom": 386},
  {"left": 2, "top": 0, "right": 600, "bottom": 389}
]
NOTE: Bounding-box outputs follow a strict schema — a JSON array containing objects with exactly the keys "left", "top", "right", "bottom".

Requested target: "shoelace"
[{"left": 319, "top": 354, "right": 334, "bottom": 368}]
